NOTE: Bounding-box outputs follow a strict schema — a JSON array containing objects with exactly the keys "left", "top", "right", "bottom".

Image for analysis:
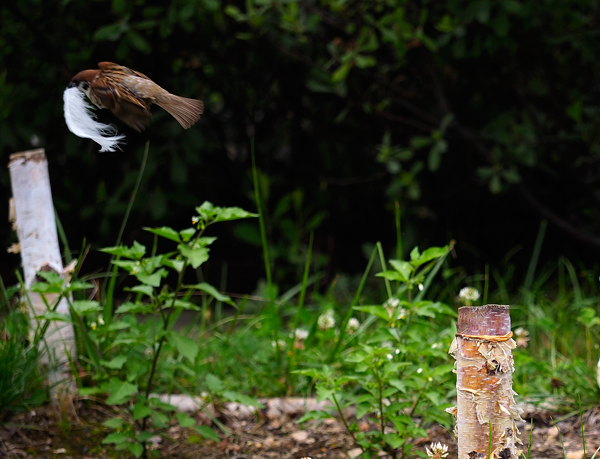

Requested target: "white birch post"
[{"left": 8, "top": 148, "right": 75, "bottom": 392}]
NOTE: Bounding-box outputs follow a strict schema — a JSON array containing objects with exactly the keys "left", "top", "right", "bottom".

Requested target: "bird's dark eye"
[{"left": 81, "top": 82, "right": 90, "bottom": 90}]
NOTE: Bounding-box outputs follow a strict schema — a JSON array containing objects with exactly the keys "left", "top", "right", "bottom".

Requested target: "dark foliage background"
[{"left": 1, "top": 0, "right": 599, "bottom": 293}]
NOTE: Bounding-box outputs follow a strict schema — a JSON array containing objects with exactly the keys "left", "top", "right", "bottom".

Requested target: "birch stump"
[
  {"left": 447, "top": 305, "right": 523, "bottom": 459},
  {"left": 8, "top": 149, "right": 75, "bottom": 392}
]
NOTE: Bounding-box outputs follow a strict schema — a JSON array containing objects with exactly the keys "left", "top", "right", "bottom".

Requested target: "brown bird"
[{"left": 68, "top": 62, "right": 203, "bottom": 132}]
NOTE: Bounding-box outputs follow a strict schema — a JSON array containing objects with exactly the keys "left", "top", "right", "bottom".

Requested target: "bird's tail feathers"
[{"left": 157, "top": 93, "right": 204, "bottom": 129}]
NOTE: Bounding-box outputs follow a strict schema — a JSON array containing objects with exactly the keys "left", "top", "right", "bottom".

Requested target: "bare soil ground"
[{"left": 1, "top": 401, "right": 599, "bottom": 458}]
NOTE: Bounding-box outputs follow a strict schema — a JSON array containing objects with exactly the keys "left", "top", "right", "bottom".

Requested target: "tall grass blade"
[
  {"left": 54, "top": 209, "right": 73, "bottom": 264},
  {"left": 327, "top": 245, "right": 378, "bottom": 363},
  {"left": 377, "top": 242, "right": 392, "bottom": 298},
  {"left": 395, "top": 200, "right": 402, "bottom": 260},
  {"left": 250, "top": 139, "right": 272, "bottom": 292},
  {"left": 524, "top": 220, "right": 547, "bottom": 292},
  {"left": 104, "top": 141, "right": 149, "bottom": 326},
  {"left": 414, "top": 242, "right": 454, "bottom": 302}
]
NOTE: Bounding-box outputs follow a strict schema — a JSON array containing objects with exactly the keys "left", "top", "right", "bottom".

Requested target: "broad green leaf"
[
  {"left": 129, "top": 442, "right": 144, "bottom": 458},
  {"left": 388, "top": 259, "right": 413, "bottom": 280},
  {"left": 193, "top": 425, "right": 220, "bottom": 442},
  {"left": 30, "top": 282, "right": 62, "bottom": 293},
  {"left": 172, "top": 300, "right": 201, "bottom": 311},
  {"left": 115, "top": 302, "right": 153, "bottom": 314},
  {"left": 332, "top": 62, "right": 351, "bottom": 82},
  {"left": 383, "top": 433, "right": 404, "bottom": 449},
  {"left": 169, "top": 332, "right": 199, "bottom": 363},
  {"left": 133, "top": 402, "right": 152, "bottom": 420},
  {"left": 178, "top": 245, "right": 209, "bottom": 269},
  {"left": 102, "top": 417, "right": 124, "bottom": 429},
  {"left": 316, "top": 385, "right": 335, "bottom": 403},
  {"left": 106, "top": 379, "right": 138, "bottom": 405},
  {"left": 353, "top": 305, "right": 391, "bottom": 321},
  {"left": 101, "top": 241, "right": 146, "bottom": 259},
  {"left": 205, "top": 373, "right": 224, "bottom": 393},
  {"left": 179, "top": 228, "right": 197, "bottom": 242},
  {"left": 101, "top": 356, "right": 128, "bottom": 369},
  {"left": 175, "top": 412, "right": 196, "bottom": 427},
  {"left": 71, "top": 300, "right": 102, "bottom": 316},
  {"left": 102, "top": 432, "right": 129, "bottom": 445},
  {"left": 185, "top": 282, "right": 234, "bottom": 305},
  {"left": 412, "top": 246, "right": 448, "bottom": 267},
  {"left": 125, "top": 285, "right": 154, "bottom": 296},
  {"left": 135, "top": 268, "right": 168, "bottom": 287},
  {"left": 144, "top": 226, "right": 180, "bottom": 242}
]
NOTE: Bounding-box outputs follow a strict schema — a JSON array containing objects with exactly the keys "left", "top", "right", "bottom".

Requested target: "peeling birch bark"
[
  {"left": 8, "top": 149, "right": 75, "bottom": 391},
  {"left": 447, "top": 305, "right": 523, "bottom": 459}
]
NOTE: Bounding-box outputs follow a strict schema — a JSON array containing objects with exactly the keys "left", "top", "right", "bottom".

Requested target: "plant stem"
[{"left": 331, "top": 392, "right": 358, "bottom": 446}]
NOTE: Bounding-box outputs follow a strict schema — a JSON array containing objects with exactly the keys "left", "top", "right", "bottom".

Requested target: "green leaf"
[
  {"left": 125, "top": 285, "right": 154, "bottom": 296},
  {"left": 115, "top": 302, "right": 153, "bottom": 314},
  {"left": 175, "top": 412, "right": 197, "bottom": 427},
  {"left": 222, "top": 391, "right": 264, "bottom": 408},
  {"left": 169, "top": 332, "right": 199, "bottom": 363},
  {"left": 353, "top": 305, "right": 391, "bottom": 321},
  {"left": 193, "top": 425, "right": 220, "bottom": 442},
  {"left": 127, "top": 30, "right": 152, "bottom": 53},
  {"left": 135, "top": 268, "right": 168, "bottom": 287},
  {"left": 316, "top": 385, "right": 335, "bottom": 403},
  {"left": 179, "top": 228, "right": 197, "bottom": 242},
  {"left": 144, "top": 226, "right": 181, "bottom": 242},
  {"left": 383, "top": 433, "right": 404, "bottom": 449},
  {"left": 133, "top": 402, "right": 153, "bottom": 420},
  {"left": 185, "top": 282, "right": 234, "bottom": 305},
  {"left": 178, "top": 245, "right": 209, "bottom": 269},
  {"left": 106, "top": 379, "right": 138, "bottom": 405},
  {"left": 71, "top": 300, "right": 102, "bottom": 316},
  {"left": 102, "top": 417, "right": 125, "bottom": 429},
  {"left": 102, "top": 432, "right": 129, "bottom": 445},
  {"left": 79, "top": 386, "right": 104, "bottom": 396},
  {"left": 101, "top": 356, "right": 128, "bottom": 369},
  {"left": 101, "top": 241, "right": 146, "bottom": 259},
  {"left": 205, "top": 373, "right": 224, "bottom": 393},
  {"left": 36, "top": 312, "right": 71, "bottom": 322},
  {"left": 129, "top": 442, "right": 144, "bottom": 458},
  {"left": 388, "top": 259, "right": 414, "bottom": 281},
  {"left": 332, "top": 62, "right": 351, "bottom": 82},
  {"left": 354, "top": 54, "right": 376, "bottom": 68}
]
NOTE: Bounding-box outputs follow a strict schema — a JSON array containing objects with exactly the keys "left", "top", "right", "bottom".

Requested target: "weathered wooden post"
[
  {"left": 447, "top": 305, "right": 523, "bottom": 459},
  {"left": 8, "top": 149, "right": 75, "bottom": 391}
]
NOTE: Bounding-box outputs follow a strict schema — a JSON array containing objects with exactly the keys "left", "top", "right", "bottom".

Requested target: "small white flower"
[
  {"left": 318, "top": 310, "right": 336, "bottom": 330},
  {"left": 418, "top": 283, "right": 424, "bottom": 291},
  {"left": 271, "top": 339, "right": 286, "bottom": 348},
  {"left": 386, "top": 354, "right": 393, "bottom": 360},
  {"left": 426, "top": 442, "right": 448, "bottom": 459},
  {"left": 292, "top": 328, "right": 309, "bottom": 340},
  {"left": 458, "top": 287, "right": 480, "bottom": 305},
  {"left": 431, "top": 342, "right": 440, "bottom": 349},
  {"left": 192, "top": 215, "right": 199, "bottom": 224},
  {"left": 381, "top": 341, "right": 393, "bottom": 349},
  {"left": 346, "top": 318, "right": 360, "bottom": 333},
  {"left": 383, "top": 297, "right": 400, "bottom": 309},
  {"left": 514, "top": 327, "right": 530, "bottom": 348},
  {"left": 98, "top": 317, "right": 105, "bottom": 326},
  {"left": 417, "top": 368, "right": 423, "bottom": 374}
]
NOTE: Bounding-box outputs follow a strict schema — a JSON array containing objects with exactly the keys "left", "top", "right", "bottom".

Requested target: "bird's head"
[{"left": 68, "top": 69, "right": 99, "bottom": 96}]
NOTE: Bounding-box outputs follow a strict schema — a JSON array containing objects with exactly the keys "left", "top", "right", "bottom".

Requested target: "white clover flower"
[
  {"left": 383, "top": 297, "right": 400, "bottom": 309},
  {"left": 318, "top": 310, "right": 336, "bottom": 330},
  {"left": 458, "top": 287, "right": 480, "bottom": 305},
  {"left": 271, "top": 339, "right": 286, "bottom": 348},
  {"left": 514, "top": 327, "right": 530, "bottom": 348},
  {"left": 292, "top": 328, "right": 309, "bottom": 340},
  {"left": 346, "top": 318, "right": 360, "bottom": 333},
  {"left": 426, "top": 442, "right": 448, "bottom": 459}
]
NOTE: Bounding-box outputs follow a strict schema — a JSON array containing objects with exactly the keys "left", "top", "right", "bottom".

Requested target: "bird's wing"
[
  {"left": 90, "top": 79, "right": 152, "bottom": 132},
  {"left": 98, "top": 62, "right": 152, "bottom": 81}
]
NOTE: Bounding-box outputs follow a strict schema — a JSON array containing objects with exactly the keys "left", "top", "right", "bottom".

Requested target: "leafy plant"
[
  {"left": 36, "top": 202, "right": 260, "bottom": 458},
  {"left": 294, "top": 244, "right": 456, "bottom": 458}
]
